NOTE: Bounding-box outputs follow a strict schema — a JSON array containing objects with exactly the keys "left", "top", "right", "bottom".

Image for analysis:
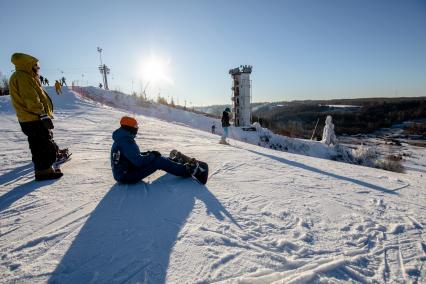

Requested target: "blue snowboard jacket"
[{"left": 110, "top": 127, "right": 156, "bottom": 182}]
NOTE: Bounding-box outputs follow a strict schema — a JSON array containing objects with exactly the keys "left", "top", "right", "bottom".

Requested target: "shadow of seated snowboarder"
[{"left": 48, "top": 174, "right": 239, "bottom": 284}]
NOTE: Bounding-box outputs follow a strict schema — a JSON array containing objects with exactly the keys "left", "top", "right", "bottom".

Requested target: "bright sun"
[{"left": 140, "top": 55, "right": 172, "bottom": 85}]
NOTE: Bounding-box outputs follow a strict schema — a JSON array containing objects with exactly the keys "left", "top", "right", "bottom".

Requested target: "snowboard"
[
  {"left": 169, "top": 150, "right": 209, "bottom": 184},
  {"left": 53, "top": 149, "right": 72, "bottom": 170}
]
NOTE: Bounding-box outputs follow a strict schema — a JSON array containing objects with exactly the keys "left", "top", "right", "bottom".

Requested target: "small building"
[{"left": 229, "top": 65, "right": 252, "bottom": 127}]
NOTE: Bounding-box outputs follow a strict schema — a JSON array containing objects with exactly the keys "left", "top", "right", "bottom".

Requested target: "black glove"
[
  {"left": 150, "top": 151, "right": 161, "bottom": 158},
  {"left": 40, "top": 114, "right": 54, "bottom": 129}
]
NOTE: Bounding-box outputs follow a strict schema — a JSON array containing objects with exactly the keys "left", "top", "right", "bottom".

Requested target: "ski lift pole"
[{"left": 311, "top": 117, "right": 320, "bottom": 140}]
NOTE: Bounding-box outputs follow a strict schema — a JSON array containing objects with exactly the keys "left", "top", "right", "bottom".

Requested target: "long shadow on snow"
[
  {"left": 49, "top": 174, "right": 239, "bottom": 284},
  {"left": 248, "top": 150, "right": 398, "bottom": 195},
  {"left": 0, "top": 163, "right": 33, "bottom": 186},
  {"left": 0, "top": 179, "right": 57, "bottom": 212}
]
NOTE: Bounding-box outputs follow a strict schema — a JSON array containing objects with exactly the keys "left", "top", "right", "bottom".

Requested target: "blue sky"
[{"left": 1, "top": 0, "right": 425, "bottom": 105}]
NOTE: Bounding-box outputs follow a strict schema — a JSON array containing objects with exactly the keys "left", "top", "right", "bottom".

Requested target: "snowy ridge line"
[{"left": 72, "top": 86, "right": 212, "bottom": 132}]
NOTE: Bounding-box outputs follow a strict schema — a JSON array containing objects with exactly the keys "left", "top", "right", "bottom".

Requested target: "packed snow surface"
[{"left": 1, "top": 87, "right": 425, "bottom": 283}]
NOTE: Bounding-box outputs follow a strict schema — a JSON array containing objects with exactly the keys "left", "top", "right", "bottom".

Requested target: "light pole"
[
  {"left": 97, "top": 46, "right": 110, "bottom": 90},
  {"left": 97, "top": 47, "right": 103, "bottom": 66}
]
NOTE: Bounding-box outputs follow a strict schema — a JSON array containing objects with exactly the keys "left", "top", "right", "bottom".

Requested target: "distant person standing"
[
  {"left": 99, "top": 83, "right": 103, "bottom": 88},
  {"left": 45, "top": 78, "right": 49, "bottom": 86},
  {"left": 211, "top": 124, "right": 216, "bottom": 134},
  {"left": 54, "top": 80, "right": 62, "bottom": 95},
  {"left": 220, "top": 107, "right": 231, "bottom": 144},
  {"left": 61, "top": 76, "right": 67, "bottom": 86},
  {"left": 39, "top": 75, "right": 44, "bottom": 85},
  {"left": 8, "top": 53, "right": 64, "bottom": 181}
]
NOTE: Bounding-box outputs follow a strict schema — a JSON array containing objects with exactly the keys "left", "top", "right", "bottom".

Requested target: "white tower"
[{"left": 229, "top": 65, "right": 252, "bottom": 127}]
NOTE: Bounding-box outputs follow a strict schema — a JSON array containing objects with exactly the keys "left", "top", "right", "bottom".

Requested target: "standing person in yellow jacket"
[
  {"left": 54, "top": 80, "right": 62, "bottom": 95},
  {"left": 9, "top": 53, "right": 64, "bottom": 181}
]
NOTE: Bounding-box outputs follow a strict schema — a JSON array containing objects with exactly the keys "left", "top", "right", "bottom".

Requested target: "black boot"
[
  {"left": 35, "top": 167, "right": 63, "bottom": 181},
  {"left": 185, "top": 161, "right": 208, "bottom": 184}
]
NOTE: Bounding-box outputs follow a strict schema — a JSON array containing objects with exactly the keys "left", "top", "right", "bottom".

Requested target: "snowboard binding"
[
  {"left": 57, "top": 148, "right": 71, "bottom": 162},
  {"left": 169, "top": 150, "right": 209, "bottom": 184},
  {"left": 54, "top": 148, "right": 72, "bottom": 170}
]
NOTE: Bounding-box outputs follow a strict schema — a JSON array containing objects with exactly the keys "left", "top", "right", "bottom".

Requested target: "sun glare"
[{"left": 140, "top": 55, "right": 172, "bottom": 85}]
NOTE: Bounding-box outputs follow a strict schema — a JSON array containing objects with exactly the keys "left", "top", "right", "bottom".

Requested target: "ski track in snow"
[{"left": 0, "top": 87, "right": 425, "bottom": 283}]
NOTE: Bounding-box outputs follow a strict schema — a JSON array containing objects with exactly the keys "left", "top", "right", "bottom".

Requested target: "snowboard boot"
[
  {"left": 170, "top": 150, "right": 209, "bottom": 184},
  {"left": 185, "top": 160, "right": 208, "bottom": 184},
  {"left": 35, "top": 167, "right": 63, "bottom": 181},
  {"left": 169, "top": 150, "right": 193, "bottom": 164},
  {"left": 185, "top": 159, "right": 199, "bottom": 175}
]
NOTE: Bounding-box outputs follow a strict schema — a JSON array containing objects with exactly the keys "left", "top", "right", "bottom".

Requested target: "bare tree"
[{"left": 0, "top": 71, "right": 9, "bottom": 96}]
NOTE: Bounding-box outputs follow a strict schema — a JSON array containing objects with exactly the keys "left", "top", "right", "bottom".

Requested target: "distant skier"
[
  {"left": 61, "top": 76, "right": 67, "bottom": 86},
  {"left": 220, "top": 107, "right": 231, "bottom": 144},
  {"left": 211, "top": 124, "right": 216, "bottom": 134},
  {"left": 110, "top": 116, "right": 201, "bottom": 184},
  {"left": 54, "top": 80, "right": 62, "bottom": 95},
  {"left": 45, "top": 78, "right": 49, "bottom": 86},
  {"left": 99, "top": 83, "right": 103, "bottom": 89},
  {"left": 9, "top": 53, "right": 65, "bottom": 181},
  {"left": 39, "top": 75, "right": 44, "bottom": 85},
  {"left": 321, "top": 115, "right": 337, "bottom": 146}
]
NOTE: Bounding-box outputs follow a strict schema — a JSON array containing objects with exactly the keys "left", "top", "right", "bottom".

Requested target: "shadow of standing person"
[
  {"left": 0, "top": 163, "right": 33, "bottom": 186},
  {"left": 0, "top": 179, "right": 57, "bottom": 212}
]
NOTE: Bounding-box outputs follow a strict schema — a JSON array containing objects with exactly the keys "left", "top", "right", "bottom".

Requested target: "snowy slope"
[
  {"left": 0, "top": 88, "right": 425, "bottom": 283},
  {"left": 77, "top": 87, "right": 416, "bottom": 172},
  {"left": 75, "top": 87, "right": 349, "bottom": 162}
]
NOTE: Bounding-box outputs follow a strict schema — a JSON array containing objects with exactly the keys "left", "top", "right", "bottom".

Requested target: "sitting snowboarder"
[{"left": 110, "top": 116, "right": 207, "bottom": 184}]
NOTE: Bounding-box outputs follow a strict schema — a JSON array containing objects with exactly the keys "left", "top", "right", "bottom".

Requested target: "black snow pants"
[{"left": 19, "top": 121, "right": 59, "bottom": 171}]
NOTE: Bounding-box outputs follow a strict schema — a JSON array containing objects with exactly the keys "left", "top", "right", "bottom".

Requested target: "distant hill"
[
  {"left": 252, "top": 97, "right": 426, "bottom": 138},
  {"left": 198, "top": 97, "right": 426, "bottom": 138}
]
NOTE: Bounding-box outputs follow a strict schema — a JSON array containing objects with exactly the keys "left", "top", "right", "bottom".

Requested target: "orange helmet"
[{"left": 120, "top": 116, "right": 138, "bottom": 129}]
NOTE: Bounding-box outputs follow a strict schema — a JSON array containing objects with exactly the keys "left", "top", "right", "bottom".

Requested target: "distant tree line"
[
  {"left": 252, "top": 97, "right": 426, "bottom": 138},
  {"left": 0, "top": 72, "right": 9, "bottom": 96}
]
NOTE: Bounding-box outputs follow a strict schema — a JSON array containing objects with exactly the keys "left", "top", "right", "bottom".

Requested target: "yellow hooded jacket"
[
  {"left": 54, "top": 81, "right": 61, "bottom": 91},
  {"left": 9, "top": 53, "right": 54, "bottom": 122}
]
